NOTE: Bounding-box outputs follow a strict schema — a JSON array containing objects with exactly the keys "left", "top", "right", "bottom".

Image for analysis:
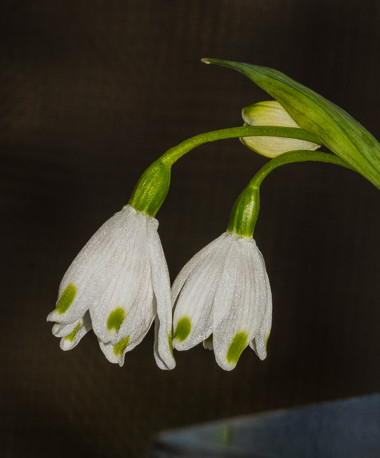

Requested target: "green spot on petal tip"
[
  {"left": 227, "top": 332, "right": 248, "bottom": 364},
  {"left": 174, "top": 317, "right": 191, "bottom": 342},
  {"left": 107, "top": 308, "right": 125, "bottom": 332},
  {"left": 265, "top": 332, "right": 270, "bottom": 351},
  {"left": 65, "top": 322, "right": 81, "bottom": 342},
  {"left": 113, "top": 337, "right": 130, "bottom": 356},
  {"left": 56, "top": 283, "right": 76, "bottom": 314},
  {"left": 205, "top": 335, "right": 213, "bottom": 345}
]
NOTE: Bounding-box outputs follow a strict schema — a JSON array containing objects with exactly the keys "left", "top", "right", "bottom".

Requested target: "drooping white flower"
[
  {"left": 172, "top": 232, "right": 271, "bottom": 371},
  {"left": 241, "top": 100, "right": 321, "bottom": 157},
  {"left": 47, "top": 205, "right": 175, "bottom": 369}
]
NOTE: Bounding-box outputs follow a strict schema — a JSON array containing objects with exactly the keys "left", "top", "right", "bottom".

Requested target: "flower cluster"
[
  {"left": 48, "top": 59, "right": 379, "bottom": 371},
  {"left": 47, "top": 206, "right": 272, "bottom": 370}
]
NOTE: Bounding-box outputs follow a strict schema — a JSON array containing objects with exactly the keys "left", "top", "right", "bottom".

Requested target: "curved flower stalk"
[
  {"left": 241, "top": 100, "right": 321, "bottom": 157},
  {"left": 47, "top": 160, "right": 175, "bottom": 370},
  {"left": 172, "top": 232, "right": 272, "bottom": 371}
]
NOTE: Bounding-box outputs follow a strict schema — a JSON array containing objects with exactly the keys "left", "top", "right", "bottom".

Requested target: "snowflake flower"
[
  {"left": 47, "top": 205, "right": 175, "bottom": 369},
  {"left": 172, "top": 231, "right": 271, "bottom": 370}
]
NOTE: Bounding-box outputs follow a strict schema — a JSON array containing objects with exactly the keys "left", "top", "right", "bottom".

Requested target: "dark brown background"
[{"left": 1, "top": 1, "right": 379, "bottom": 457}]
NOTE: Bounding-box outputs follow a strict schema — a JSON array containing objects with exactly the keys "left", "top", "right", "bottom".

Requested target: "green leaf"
[{"left": 202, "top": 58, "right": 380, "bottom": 188}]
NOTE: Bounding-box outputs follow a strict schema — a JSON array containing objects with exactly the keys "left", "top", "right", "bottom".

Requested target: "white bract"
[
  {"left": 47, "top": 205, "right": 175, "bottom": 370},
  {"left": 172, "top": 232, "right": 272, "bottom": 371},
  {"left": 241, "top": 100, "right": 321, "bottom": 157}
]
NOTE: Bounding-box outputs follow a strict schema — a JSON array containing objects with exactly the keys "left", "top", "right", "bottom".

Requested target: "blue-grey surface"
[{"left": 150, "top": 394, "right": 380, "bottom": 457}]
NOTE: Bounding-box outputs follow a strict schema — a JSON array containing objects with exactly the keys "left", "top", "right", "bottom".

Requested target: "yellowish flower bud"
[{"left": 241, "top": 101, "right": 321, "bottom": 158}]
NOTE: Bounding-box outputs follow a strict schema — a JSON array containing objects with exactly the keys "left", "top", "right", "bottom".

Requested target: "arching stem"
[
  {"left": 228, "top": 150, "right": 355, "bottom": 238},
  {"left": 160, "top": 126, "right": 322, "bottom": 166}
]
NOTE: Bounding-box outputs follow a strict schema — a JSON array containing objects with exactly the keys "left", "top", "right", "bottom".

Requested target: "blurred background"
[{"left": 1, "top": 1, "right": 379, "bottom": 457}]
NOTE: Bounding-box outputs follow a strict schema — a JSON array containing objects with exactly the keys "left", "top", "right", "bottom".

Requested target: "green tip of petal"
[
  {"left": 265, "top": 332, "right": 270, "bottom": 351},
  {"left": 107, "top": 307, "right": 125, "bottom": 332},
  {"left": 204, "top": 334, "right": 213, "bottom": 345},
  {"left": 113, "top": 337, "right": 130, "bottom": 356},
  {"left": 174, "top": 316, "right": 191, "bottom": 342},
  {"left": 56, "top": 283, "right": 76, "bottom": 314},
  {"left": 64, "top": 322, "right": 81, "bottom": 342},
  {"left": 227, "top": 332, "right": 248, "bottom": 364}
]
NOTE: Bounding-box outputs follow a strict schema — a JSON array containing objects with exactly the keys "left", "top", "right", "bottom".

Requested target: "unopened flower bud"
[{"left": 241, "top": 101, "right": 321, "bottom": 158}]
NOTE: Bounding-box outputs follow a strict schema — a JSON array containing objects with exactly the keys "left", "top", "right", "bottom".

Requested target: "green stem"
[
  {"left": 249, "top": 150, "right": 354, "bottom": 187},
  {"left": 160, "top": 126, "right": 322, "bottom": 165},
  {"left": 228, "top": 150, "right": 355, "bottom": 238}
]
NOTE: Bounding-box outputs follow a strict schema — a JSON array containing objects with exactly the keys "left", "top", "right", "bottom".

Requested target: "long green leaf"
[{"left": 203, "top": 58, "right": 380, "bottom": 188}]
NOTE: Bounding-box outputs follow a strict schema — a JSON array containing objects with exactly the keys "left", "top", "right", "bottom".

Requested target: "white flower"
[
  {"left": 172, "top": 232, "right": 272, "bottom": 371},
  {"left": 47, "top": 205, "right": 175, "bottom": 369},
  {"left": 241, "top": 100, "right": 321, "bottom": 157}
]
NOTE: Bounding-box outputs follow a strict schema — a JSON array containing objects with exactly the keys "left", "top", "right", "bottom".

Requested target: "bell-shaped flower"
[
  {"left": 172, "top": 231, "right": 272, "bottom": 371},
  {"left": 241, "top": 100, "right": 321, "bottom": 157},
  {"left": 47, "top": 204, "right": 175, "bottom": 369}
]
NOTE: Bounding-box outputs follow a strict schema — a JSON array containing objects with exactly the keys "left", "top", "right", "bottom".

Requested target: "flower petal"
[
  {"left": 52, "top": 319, "right": 80, "bottom": 338},
  {"left": 213, "top": 238, "right": 267, "bottom": 370},
  {"left": 114, "top": 268, "right": 155, "bottom": 355},
  {"left": 212, "top": 240, "right": 249, "bottom": 370},
  {"left": 90, "top": 210, "right": 151, "bottom": 344},
  {"left": 211, "top": 233, "right": 241, "bottom": 331},
  {"left": 250, "top": 254, "right": 272, "bottom": 360},
  {"left": 172, "top": 233, "right": 231, "bottom": 351},
  {"left": 98, "top": 327, "right": 148, "bottom": 367},
  {"left": 171, "top": 233, "right": 228, "bottom": 302},
  {"left": 203, "top": 335, "right": 213, "bottom": 350},
  {"left": 147, "top": 218, "right": 176, "bottom": 370},
  {"left": 59, "top": 312, "right": 92, "bottom": 351},
  {"left": 47, "top": 206, "right": 135, "bottom": 324},
  {"left": 98, "top": 339, "right": 128, "bottom": 366}
]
